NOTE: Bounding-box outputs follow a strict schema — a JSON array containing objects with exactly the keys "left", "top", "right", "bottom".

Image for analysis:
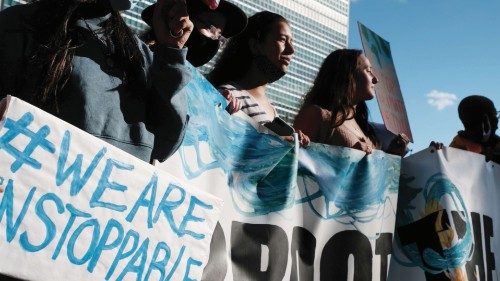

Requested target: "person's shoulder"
[
  {"left": 137, "top": 35, "right": 153, "bottom": 64},
  {"left": 450, "top": 133, "right": 483, "bottom": 153},
  {"left": 449, "top": 134, "right": 467, "bottom": 149},
  {"left": 297, "top": 104, "right": 331, "bottom": 121}
]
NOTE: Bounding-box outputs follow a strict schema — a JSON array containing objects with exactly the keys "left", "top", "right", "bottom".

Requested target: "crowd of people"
[
  {"left": 0, "top": 0, "right": 498, "bottom": 165},
  {"left": 0, "top": 1, "right": 498, "bottom": 281}
]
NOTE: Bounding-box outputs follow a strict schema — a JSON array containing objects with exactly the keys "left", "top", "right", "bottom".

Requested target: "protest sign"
[
  {"left": 0, "top": 96, "right": 223, "bottom": 281},
  {"left": 388, "top": 147, "right": 499, "bottom": 281},
  {"left": 156, "top": 68, "right": 403, "bottom": 280},
  {"left": 358, "top": 22, "right": 413, "bottom": 142}
]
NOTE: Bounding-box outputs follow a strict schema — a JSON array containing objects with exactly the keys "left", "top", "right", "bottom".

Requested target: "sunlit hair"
[
  {"left": 206, "top": 10, "right": 288, "bottom": 86},
  {"left": 26, "top": 0, "right": 144, "bottom": 112},
  {"left": 300, "top": 48, "right": 378, "bottom": 144}
]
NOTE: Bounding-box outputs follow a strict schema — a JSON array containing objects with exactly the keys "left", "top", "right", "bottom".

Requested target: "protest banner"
[
  {"left": 358, "top": 22, "right": 413, "bottom": 142},
  {"left": 156, "top": 68, "right": 403, "bottom": 280},
  {"left": 388, "top": 147, "right": 499, "bottom": 281},
  {"left": 0, "top": 96, "right": 223, "bottom": 281}
]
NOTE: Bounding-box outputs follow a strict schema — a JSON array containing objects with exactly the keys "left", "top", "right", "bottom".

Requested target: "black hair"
[
  {"left": 458, "top": 95, "right": 497, "bottom": 129},
  {"left": 206, "top": 10, "right": 287, "bottom": 86}
]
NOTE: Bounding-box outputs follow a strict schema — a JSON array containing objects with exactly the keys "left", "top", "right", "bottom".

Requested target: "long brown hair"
[
  {"left": 300, "top": 49, "right": 378, "bottom": 144},
  {"left": 27, "top": 0, "right": 144, "bottom": 112}
]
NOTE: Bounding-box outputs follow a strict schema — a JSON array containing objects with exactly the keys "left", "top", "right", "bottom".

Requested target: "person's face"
[
  {"left": 256, "top": 20, "right": 294, "bottom": 73},
  {"left": 354, "top": 54, "right": 378, "bottom": 102},
  {"left": 487, "top": 106, "right": 499, "bottom": 133}
]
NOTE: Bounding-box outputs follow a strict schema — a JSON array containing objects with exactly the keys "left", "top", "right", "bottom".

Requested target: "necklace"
[{"left": 81, "top": 17, "right": 116, "bottom": 69}]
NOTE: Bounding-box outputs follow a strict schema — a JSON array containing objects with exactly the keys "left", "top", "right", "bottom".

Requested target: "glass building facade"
[{"left": 1, "top": 0, "right": 350, "bottom": 124}]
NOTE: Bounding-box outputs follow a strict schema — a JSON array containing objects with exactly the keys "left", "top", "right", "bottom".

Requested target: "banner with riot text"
[
  {"left": 388, "top": 147, "right": 499, "bottom": 281},
  {"left": 0, "top": 96, "right": 223, "bottom": 281},
  {"left": 156, "top": 68, "right": 402, "bottom": 280}
]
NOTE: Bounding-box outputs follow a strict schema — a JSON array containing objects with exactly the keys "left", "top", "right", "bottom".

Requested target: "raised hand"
[
  {"left": 429, "top": 140, "right": 444, "bottom": 151},
  {"left": 153, "top": 0, "right": 194, "bottom": 49},
  {"left": 387, "top": 133, "right": 410, "bottom": 156},
  {"left": 220, "top": 89, "right": 242, "bottom": 114}
]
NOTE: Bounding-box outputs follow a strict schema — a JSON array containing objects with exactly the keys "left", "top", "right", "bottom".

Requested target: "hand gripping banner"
[{"left": 156, "top": 67, "right": 403, "bottom": 281}]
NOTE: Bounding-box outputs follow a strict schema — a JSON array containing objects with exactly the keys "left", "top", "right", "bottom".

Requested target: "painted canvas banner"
[
  {"left": 0, "top": 96, "right": 223, "bottom": 281},
  {"left": 156, "top": 68, "right": 403, "bottom": 280},
  {"left": 388, "top": 147, "right": 499, "bottom": 281},
  {"left": 358, "top": 22, "right": 413, "bottom": 142}
]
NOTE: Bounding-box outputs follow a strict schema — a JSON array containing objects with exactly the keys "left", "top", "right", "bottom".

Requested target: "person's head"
[
  {"left": 141, "top": 0, "right": 247, "bottom": 66},
  {"left": 458, "top": 95, "right": 498, "bottom": 142},
  {"left": 207, "top": 11, "right": 293, "bottom": 86},
  {"left": 303, "top": 49, "right": 378, "bottom": 111},
  {"left": 300, "top": 49, "right": 379, "bottom": 142}
]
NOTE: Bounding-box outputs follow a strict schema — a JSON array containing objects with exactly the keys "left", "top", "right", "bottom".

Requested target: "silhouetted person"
[{"left": 450, "top": 95, "right": 499, "bottom": 163}]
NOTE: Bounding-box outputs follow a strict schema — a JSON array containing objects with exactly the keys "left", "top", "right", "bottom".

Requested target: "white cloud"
[{"left": 426, "top": 90, "right": 458, "bottom": 110}]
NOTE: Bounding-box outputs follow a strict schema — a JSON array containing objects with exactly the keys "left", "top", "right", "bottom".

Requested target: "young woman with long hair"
[
  {"left": 207, "top": 11, "right": 308, "bottom": 145},
  {"left": 294, "top": 49, "right": 408, "bottom": 155},
  {"left": 0, "top": 0, "right": 194, "bottom": 162}
]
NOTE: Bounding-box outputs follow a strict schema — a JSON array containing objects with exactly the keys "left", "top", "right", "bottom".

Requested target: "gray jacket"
[{"left": 0, "top": 3, "right": 191, "bottom": 162}]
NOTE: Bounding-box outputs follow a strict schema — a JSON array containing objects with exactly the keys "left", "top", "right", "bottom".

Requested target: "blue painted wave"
[
  {"left": 297, "top": 143, "right": 400, "bottom": 223},
  {"left": 395, "top": 173, "right": 473, "bottom": 274},
  {"left": 177, "top": 67, "right": 400, "bottom": 219},
  {"left": 179, "top": 68, "right": 296, "bottom": 216}
]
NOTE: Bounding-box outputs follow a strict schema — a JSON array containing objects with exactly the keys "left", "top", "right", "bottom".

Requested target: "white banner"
[
  {"left": 388, "top": 147, "right": 500, "bottom": 281},
  {"left": 0, "top": 96, "right": 223, "bottom": 281},
  {"left": 156, "top": 69, "right": 403, "bottom": 280}
]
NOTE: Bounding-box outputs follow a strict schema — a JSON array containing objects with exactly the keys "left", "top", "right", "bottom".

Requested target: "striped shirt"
[{"left": 218, "top": 83, "right": 277, "bottom": 124}]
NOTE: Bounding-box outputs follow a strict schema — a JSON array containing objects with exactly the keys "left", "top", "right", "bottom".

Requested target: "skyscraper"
[{"left": 1, "top": 0, "right": 350, "bottom": 124}]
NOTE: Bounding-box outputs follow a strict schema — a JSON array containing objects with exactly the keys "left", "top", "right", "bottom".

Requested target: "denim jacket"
[{"left": 0, "top": 3, "right": 191, "bottom": 162}]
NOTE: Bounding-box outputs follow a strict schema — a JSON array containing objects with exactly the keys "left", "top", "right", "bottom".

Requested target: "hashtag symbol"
[{"left": 0, "top": 112, "right": 55, "bottom": 172}]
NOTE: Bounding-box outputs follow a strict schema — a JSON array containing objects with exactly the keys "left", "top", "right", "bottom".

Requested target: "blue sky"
[{"left": 348, "top": 0, "right": 500, "bottom": 153}]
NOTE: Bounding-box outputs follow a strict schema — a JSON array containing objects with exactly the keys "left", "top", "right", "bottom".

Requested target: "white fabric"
[{"left": 0, "top": 96, "right": 222, "bottom": 281}]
